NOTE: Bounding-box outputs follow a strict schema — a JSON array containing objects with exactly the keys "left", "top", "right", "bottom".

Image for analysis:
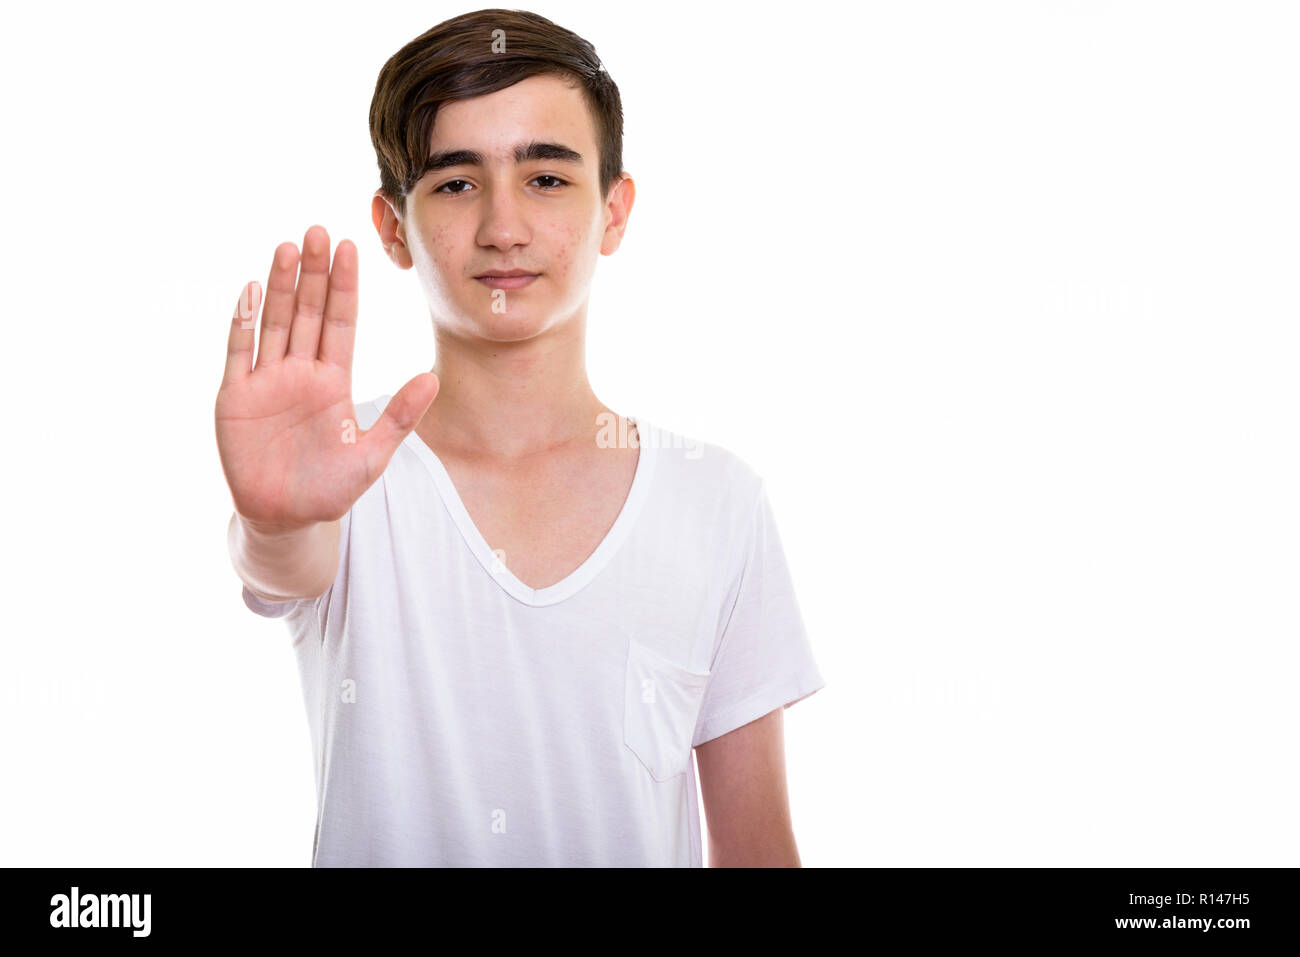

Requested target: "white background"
[{"left": 0, "top": 0, "right": 1296, "bottom": 866}]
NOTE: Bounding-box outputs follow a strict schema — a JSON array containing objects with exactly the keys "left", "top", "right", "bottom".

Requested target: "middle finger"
[{"left": 286, "top": 224, "right": 331, "bottom": 360}]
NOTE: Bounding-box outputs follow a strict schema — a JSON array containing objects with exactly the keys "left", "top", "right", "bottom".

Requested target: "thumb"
[{"left": 361, "top": 373, "right": 439, "bottom": 475}]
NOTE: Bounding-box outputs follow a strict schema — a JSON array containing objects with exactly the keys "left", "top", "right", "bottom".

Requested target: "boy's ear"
[
  {"left": 600, "top": 173, "right": 635, "bottom": 256},
  {"left": 372, "top": 190, "right": 412, "bottom": 269}
]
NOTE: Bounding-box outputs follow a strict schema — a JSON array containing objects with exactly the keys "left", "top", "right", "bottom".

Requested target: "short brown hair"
[{"left": 369, "top": 9, "right": 625, "bottom": 217}]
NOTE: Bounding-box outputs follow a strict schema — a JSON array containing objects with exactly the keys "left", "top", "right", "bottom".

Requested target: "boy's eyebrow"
[{"left": 421, "top": 141, "right": 584, "bottom": 176}]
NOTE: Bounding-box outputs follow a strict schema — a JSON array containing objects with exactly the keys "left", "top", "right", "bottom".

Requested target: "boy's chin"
[{"left": 461, "top": 310, "right": 558, "bottom": 342}]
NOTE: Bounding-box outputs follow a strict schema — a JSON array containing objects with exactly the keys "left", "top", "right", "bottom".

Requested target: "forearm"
[
  {"left": 708, "top": 829, "right": 802, "bottom": 867},
  {"left": 227, "top": 512, "right": 340, "bottom": 602}
]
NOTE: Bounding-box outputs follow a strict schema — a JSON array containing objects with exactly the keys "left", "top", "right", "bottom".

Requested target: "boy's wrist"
[{"left": 236, "top": 513, "right": 315, "bottom": 538}]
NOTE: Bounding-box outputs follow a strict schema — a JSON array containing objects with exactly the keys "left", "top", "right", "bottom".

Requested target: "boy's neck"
[{"left": 418, "top": 316, "right": 613, "bottom": 461}]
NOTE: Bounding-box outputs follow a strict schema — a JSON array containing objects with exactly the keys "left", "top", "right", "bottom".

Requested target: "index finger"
[{"left": 317, "top": 239, "right": 358, "bottom": 371}]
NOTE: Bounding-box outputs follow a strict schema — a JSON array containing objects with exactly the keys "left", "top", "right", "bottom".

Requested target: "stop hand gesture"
[{"left": 215, "top": 225, "right": 438, "bottom": 533}]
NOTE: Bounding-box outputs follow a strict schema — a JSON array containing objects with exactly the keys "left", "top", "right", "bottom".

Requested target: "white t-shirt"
[{"left": 242, "top": 394, "right": 826, "bottom": 866}]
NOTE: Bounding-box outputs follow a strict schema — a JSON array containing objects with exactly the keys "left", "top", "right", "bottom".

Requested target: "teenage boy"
[{"left": 216, "top": 9, "right": 825, "bottom": 867}]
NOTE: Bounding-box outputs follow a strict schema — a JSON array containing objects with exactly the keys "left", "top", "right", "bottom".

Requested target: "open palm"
[{"left": 215, "top": 225, "right": 437, "bottom": 532}]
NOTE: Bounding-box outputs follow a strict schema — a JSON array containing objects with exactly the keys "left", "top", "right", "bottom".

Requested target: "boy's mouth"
[{"left": 475, "top": 270, "right": 540, "bottom": 290}]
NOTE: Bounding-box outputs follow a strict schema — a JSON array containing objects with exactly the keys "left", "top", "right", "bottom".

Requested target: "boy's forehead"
[{"left": 429, "top": 74, "right": 594, "bottom": 157}]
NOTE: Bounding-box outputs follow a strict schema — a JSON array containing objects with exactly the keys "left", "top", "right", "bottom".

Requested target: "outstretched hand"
[{"left": 215, "top": 225, "right": 438, "bottom": 532}]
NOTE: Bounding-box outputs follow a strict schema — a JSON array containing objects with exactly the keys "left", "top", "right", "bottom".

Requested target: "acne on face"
[{"left": 552, "top": 222, "right": 587, "bottom": 281}]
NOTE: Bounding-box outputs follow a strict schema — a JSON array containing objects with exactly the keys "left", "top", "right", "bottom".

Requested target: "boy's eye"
[{"left": 434, "top": 176, "right": 569, "bottom": 195}]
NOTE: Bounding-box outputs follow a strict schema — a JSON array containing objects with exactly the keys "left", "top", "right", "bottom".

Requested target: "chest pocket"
[{"left": 623, "top": 638, "right": 711, "bottom": 781}]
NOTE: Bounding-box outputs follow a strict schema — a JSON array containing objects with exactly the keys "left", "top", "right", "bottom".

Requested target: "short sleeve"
[
  {"left": 691, "top": 483, "right": 826, "bottom": 748},
  {"left": 241, "top": 583, "right": 311, "bottom": 619}
]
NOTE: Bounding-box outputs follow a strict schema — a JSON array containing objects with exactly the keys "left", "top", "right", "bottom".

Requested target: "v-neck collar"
[{"left": 379, "top": 395, "right": 659, "bottom": 607}]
